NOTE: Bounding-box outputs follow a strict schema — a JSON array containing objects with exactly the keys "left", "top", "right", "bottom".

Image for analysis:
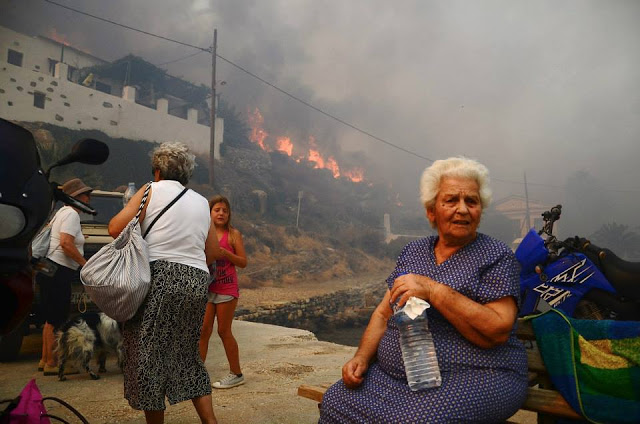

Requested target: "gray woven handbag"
[{"left": 80, "top": 183, "right": 152, "bottom": 322}]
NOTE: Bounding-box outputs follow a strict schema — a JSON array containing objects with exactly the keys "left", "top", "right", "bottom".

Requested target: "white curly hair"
[
  {"left": 151, "top": 142, "right": 195, "bottom": 185},
  {"left": 420, "top": 156, "right": 492, "bottom": 210}
]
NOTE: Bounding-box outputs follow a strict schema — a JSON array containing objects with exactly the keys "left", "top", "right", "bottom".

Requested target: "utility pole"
[
  {"left": 209, "top": 29, "right": 217, "bottom": 187},
  {"left": 296, "top": 190, "right": 303, "bottom": 229},
  {"left": 524, "top": 172, "right": 531, "bottom": 233}
]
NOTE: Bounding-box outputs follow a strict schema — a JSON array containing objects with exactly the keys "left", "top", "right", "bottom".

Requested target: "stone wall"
[{"left": 236, "top": 283, "right": 386, "bottom": 333}]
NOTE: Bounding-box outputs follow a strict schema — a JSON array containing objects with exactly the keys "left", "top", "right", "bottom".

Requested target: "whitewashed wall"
[
  {"left": 0, "top": 26, "right": 222, "bottom": 157},
  {"left": 0, "top": 26, "right": 105, "bottom": 78}
]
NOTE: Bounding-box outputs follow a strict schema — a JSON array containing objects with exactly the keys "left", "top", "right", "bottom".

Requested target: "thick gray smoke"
[{"left": 2, "top": 0, "right": 640, "bottom": 237}]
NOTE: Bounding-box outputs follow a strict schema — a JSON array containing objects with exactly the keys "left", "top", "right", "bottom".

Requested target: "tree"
[
  {"left": 561, "top": 171, "right": 616, "bottom": 237},
  {"left": 217, "top": 100, "right": 254, "bottom": 151},
  {"left": 589, "top": 222, "right": 640, "bottom": 260}
]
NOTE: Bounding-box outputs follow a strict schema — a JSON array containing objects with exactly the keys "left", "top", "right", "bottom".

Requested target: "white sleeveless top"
[
  {"left": 48, "top": 206, "right": 84, "bottom": 270},
  {"left": 140, "top": 180, "right": 210, "bottom": 273}
]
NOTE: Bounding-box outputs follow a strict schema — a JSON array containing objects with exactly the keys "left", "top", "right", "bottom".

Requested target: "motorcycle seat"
[{"left": 595, "top": 248, "right": 640, "bottom": 300}]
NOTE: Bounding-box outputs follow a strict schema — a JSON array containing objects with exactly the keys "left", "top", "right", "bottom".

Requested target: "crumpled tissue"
[{"left": 402, "top": 296, "right": 431, "bottom": 320}]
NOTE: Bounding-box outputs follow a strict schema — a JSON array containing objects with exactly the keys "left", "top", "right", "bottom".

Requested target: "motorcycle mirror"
[{"left": 46, "top": 139, "right": 109, "bottom": 177}]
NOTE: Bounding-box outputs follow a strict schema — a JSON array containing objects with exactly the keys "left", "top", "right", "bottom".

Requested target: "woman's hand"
[
  {"left": 389, "top": 273, "right": 435, "bottom": 308},
  {"left": 392, "top": 273, "right": 519, "bottom": 348},
  {"left": 108, "top": 185, "right": 151, "bottom": 238},
  {"left": 342, "top": 355, "right": 369, "bottom": 389}
]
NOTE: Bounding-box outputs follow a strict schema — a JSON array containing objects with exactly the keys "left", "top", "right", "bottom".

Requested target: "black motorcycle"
[{"left": 0, "top": 118, "right": 108, "bottom": 358}]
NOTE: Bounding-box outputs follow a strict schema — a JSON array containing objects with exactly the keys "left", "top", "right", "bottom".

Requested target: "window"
[
  {"left": 95, "top": 81, "right": 111, "bottom": 94},
  {"left": 67, "top": 65, "right": 77, "bottom": 82},
  {"left": 33, "top": 92, "right": 45, "bottom": 109},
  {"left": 7, "top": 49, "right": 23, "bottom": 67},
  {"left": 48, "top": 58, "right": 58, "bottom": 76}
]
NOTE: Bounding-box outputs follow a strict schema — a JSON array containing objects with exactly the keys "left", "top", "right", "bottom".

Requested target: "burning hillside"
[{"left": 247, "top": 107, "right": 364, "bottom": 183}]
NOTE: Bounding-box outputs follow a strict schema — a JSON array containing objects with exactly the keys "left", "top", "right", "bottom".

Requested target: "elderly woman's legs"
[
  {"left": 143, "top": 410, "right": 164, "bottom": 424},
  {"left": 142, "top": 396, "right": 217, "bottom": 424},
  {"left": 42, "top": 323, "right": 56, "bottom": 367},
  {"left": 192, "top": 394, "right": 217, "bottom": 424}
]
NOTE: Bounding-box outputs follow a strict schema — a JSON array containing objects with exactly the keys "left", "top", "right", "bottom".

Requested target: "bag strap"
[
  {"left": 41, "top": 396, "right": 89, "bottom": 424},
  {"left": 133, "top": 182, "right": 153, "bottom": 226},
  {"left": 143, "top": 187, "right": 189, "bottom": 239},
  {"left": 0, "top": 397, "right": 19, "bottom": 420}
]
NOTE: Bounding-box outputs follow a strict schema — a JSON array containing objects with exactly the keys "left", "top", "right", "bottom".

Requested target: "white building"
[
  {"left": 0, "top": 25, "right": 223, "bottom": 157},
  {"left": 493, "top": 195, "right": 550, "bottom": 238}
]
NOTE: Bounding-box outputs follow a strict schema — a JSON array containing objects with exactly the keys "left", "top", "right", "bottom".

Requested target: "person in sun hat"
[{"left": 38, "top": 177, "right": 93, "bottom": 376}]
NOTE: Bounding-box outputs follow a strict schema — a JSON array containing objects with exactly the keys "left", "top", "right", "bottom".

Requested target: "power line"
[
  {"left": 41, "top": 0, "right": 640, "bottom": 193},
  {"left": 42, "top": 0, "right": 434, "bottom": 162},
  {"left": 156, "top": 50, "right": 204, "bottom": 66},
  {"left": 44, "top": 0, "right": 208, "bottom": 51}
]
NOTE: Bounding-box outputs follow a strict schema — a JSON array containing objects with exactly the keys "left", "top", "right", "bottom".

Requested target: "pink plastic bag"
[
  {"left": 1, "top": 379, "right": 88, "bottom": 424},
  {"left": 3, "top": 379, "right": 50, "bottom": 424}
]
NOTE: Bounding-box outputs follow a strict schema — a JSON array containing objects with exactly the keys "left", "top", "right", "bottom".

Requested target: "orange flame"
[
  {"left": 276, "top": 137, "right": 293, "bottom": 156},
  {"left": 343, "top": 168, "right": 364, "bottom": 183},
  {"left": 308, "top": 149, "right": 325, "bottom": 169},
  {"left": 48, "top": 28, "right": 72, "bottom": 47},
  {"left": 246, "top": 107, "right": 364, "bottom": 183},
  {"left": 247, "top": 107, "right": 269, "bottom": 150},
  {"left": 325, "top": 156, "right": 340, "bottom": 178}
]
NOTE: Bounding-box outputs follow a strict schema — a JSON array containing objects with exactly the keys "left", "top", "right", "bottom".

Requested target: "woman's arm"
[
  {"left": 390, "top": 274, "right": 517, "bottom": 349},
  {"left": 205, "top": 222, "right": 224, "bottom": 265},
  {"left": 59, "top": 232, "right": 87, "bottom": 267},
  {"left": 108, "top": 185, "right": 151, "bottom": 238},
  {"left": 342, "top": 289, "right": 393, "bottom": 389},
  {"left": 221, "top": 229, "right": 247, "bottom": 268}
]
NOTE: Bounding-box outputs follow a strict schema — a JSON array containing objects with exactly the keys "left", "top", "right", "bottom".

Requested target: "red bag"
[{"left": 0, "top": 379, "right": 88, "bottom": 424}]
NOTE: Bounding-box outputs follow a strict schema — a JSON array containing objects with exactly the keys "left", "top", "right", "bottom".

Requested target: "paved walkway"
[{"left": 0, "top": 321, "right": 536, "bottom": 423}]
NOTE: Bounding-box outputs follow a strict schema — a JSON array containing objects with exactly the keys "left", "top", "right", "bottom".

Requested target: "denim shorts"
[{"left": 207, "top": 292, "right": 235, "bottom": 304}]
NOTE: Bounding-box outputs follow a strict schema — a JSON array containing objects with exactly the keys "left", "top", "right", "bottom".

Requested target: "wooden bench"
[{"left": 298, "top": 319, "right": 583, "bottom": 423}]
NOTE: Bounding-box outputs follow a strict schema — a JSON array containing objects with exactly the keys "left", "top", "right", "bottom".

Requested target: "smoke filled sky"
[{"left": 2, "top": 0, "right": 640, "bottom": 232}]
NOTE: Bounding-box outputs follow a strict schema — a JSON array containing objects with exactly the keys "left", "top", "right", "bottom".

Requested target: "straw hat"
[{"left": 61, "top": 178, "right": 93, "bottom": 197}]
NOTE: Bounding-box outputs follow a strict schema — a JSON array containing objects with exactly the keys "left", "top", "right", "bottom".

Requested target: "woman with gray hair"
[
  {"left": 320, "top": 157, "right": 528, "bottom": 423},
  {"left": 109, "top": 142, "right": 222, "bottom": 424}
]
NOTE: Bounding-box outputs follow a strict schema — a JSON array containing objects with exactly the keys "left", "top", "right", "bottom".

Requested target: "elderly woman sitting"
[{"left": 320, "top": 157, "right": 528, "bottom": 423}]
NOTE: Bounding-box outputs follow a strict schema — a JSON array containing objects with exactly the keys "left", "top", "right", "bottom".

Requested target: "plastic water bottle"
[
  {"left": 123, "top": 182, "right": 136, "bottom": 207},
  {"left": 395, "top": 303, "right": 442, "bottom": 391}
]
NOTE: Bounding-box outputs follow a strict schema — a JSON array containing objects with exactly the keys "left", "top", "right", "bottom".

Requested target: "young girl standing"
[{"left": 199, "top": 195, "right": 247, "bottom": 389}]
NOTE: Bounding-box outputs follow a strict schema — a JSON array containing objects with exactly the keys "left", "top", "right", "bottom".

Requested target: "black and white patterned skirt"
[{"left": 122, "top": 260, "right": 211, "bottom": 411}]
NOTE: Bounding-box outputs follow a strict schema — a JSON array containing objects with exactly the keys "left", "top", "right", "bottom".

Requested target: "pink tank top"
[{"left": 209, "top": 231, "right": 239, "bottom": 297}]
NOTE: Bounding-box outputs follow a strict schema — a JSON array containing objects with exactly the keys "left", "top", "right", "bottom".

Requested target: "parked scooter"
[
  {"left": 516, "top": 205, "right": 640, "bottom": 320},
  {"left": 0, "top": 118, "right": 109, "bottom": 336}
]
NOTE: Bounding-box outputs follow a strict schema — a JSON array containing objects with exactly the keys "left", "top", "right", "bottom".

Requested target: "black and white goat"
[{"left": 55, "top": 312, "right": 123, "bottom": 381}]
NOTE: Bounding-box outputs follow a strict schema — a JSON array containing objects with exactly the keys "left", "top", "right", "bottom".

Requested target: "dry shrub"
[
  {"left": 281, "top": 274, "right": 300, "bottom": 285},
  {"left": 319, "top": 259, "right": 354, "bottom": 280}
]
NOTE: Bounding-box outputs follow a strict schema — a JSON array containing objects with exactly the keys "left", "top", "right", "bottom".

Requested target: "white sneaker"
[{"left": 212, "top": 373, "right": 245, "bottom": 389}]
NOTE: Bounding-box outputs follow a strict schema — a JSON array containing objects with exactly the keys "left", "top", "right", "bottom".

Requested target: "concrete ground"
[{"left": 0, "top": 321, "right": 536, "bottom": 423}]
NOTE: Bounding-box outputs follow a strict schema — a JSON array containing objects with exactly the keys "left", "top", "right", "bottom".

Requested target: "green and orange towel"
[{"left": 529, "top": 309, "right": 640, "bottom": 423}]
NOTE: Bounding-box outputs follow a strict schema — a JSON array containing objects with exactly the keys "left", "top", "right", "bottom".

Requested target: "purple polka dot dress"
[{"left": 320, "top": 234, "right": 528, "bottom": 423}]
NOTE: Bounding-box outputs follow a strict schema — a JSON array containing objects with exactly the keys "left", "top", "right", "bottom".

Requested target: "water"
[
  {"left": 123, "top": 182, "right": 136, "bottom": 207},
  {"left": 396, "top": 310, "right": 441, "bottom": 390}
]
